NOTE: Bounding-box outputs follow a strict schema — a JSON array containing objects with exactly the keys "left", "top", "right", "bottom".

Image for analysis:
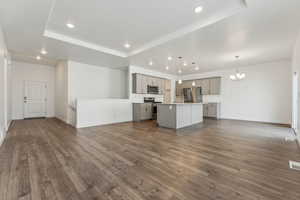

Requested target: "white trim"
[
  {"left": 289, "top": 161, "right": 300, "bottom": 170},
  {"left": 44, "top": 30, "right": 128, "bottom": 58},
  {"left": 0, "top": 126, "right": 5, "bottom": 147},
  {"left": 5, "top": 120, "right": 11, "bottom": 132}
]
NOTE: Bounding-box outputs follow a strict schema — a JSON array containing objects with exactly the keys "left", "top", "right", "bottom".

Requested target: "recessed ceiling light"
[
  {"left": 36, "top": 55, "right": 41, "bottom": 60},
  {"left": 166, "top": 66, "right": 169, "bottom": 70},
  {"left": 149, "top": 61, "right": 153, "bottom": 66},
  {"left": 178, "top": 69, "right": 182, "bottom": 74},
  {"left": 168, "top": 56, "right": 172, "bottom": 61},
  {"left": 195, "top": 67, "right": 199, "bottom": 70},
  {"left": 183, "top": 62, "right": 187, "bottom": 66},
  {"left": 66, "top": 23, "right": 75, "bottom": 29},
  {"left": 41, "top": 49, "right": 47, "bottom": 55},
  {"left": 194, "top": 6, "right": 203, "bottom": 13},
  {"left": 124, "top": 43, "right": 131, "bottom": 49}
]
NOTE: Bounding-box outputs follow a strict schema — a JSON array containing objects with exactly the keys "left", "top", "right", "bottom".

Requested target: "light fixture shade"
[
  {"left": 192, "top": 81, "right": 196, "bottom": 86},
  {"left": 124, "top": 43, "right": 131, "bottom": 48},
  {"left": 230, "top": 75, "right": 237, "bottom": 80},
  {"left": 66, "top": 23, "right": 75, "bottom": 28},
  {"left": 240, "top": 73, "right": 246, "bottom": 79},
  {"left": 194, "top": 6, "right": 203, "bottom": 13},
  {"left": 178, "top": 80, "right": 182, "bottom": 84},
  {"left": 230, "top": 72, "right": 246, "bottom": 81}
]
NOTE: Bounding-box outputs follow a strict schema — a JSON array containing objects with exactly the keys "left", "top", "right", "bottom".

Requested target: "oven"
[{"left": 144, "top": 97, "right": 161, "bottom": 120}]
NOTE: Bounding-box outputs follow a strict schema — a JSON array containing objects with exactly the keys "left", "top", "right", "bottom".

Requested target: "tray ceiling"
[{"left": 45, "top": 0, "right": 246, "bottom": 57}]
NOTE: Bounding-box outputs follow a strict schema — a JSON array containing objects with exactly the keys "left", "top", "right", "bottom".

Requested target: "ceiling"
[{"left": 1, "top": 0, "right": 300, "bottom": 74}]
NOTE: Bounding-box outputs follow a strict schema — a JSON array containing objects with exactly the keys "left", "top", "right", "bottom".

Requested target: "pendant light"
[
  {"left": 177, "top": 56, "right": 183, "bottom": 84},
  {"left": 230, "top": 56, "right": 246, "bottom": 81}
]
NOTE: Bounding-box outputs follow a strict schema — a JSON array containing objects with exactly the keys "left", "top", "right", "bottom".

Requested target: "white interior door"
[{"left": 24, "top": 81, "right": 47, "bottom": 118}]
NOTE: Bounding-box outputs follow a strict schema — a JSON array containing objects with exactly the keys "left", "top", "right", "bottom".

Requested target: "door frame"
[
  {"left": 292, "top": 72, "right": 299, "bottom": 132},
  {"left": 23, "top": 80, "right": 48, "bottom": 119}
]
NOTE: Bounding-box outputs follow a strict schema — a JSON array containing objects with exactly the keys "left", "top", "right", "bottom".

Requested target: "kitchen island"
[{"left": 157, "top": 103, "right": 203, "bottom": 129}]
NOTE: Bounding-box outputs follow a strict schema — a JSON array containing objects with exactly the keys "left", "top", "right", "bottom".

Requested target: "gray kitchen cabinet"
[
  {"left": 158, "top": 78, "right": 165, "bottom": 94},
  {"left": 133, "top": 103, "right": 153, "bottom": 121},
  {"left": 153, "top": 77, "right": 159, "bottom": 87},
  {"left": 209, "top": 78, "right": 221, "bottom": 95},
  {"left": 141, "top": 75, "right": 148, "bottom": 94},
  {"left": 195, "top": 79, "right": 202, "bottom": 88},
  {"left": 132, "top": 74, "right": 143, "bottom": 94},
  {"left": 203, "top": 103, "right": 219, "bottom": 118},
  {"left": 132, "top": 73, "right": 167, "bottom": 94},
  {"left": 176, "top": 83, "right": 183, "bottom": 96},
  {"left": 132, "top": 73, "right": 148, "bottom": 94},
  {"left": 182, "top": 80, "right": 192, "bottom": 89},
  {"left": 201, "top": 79, "right": 210, "bottom": 95},
  {"left": 203, "top": 104, "right": 209, "bottom": 117}
]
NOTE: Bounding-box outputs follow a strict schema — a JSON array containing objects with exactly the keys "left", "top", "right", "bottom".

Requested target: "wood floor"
[{"left": 1, "top": 118, "right": 300, "bottom": 200}]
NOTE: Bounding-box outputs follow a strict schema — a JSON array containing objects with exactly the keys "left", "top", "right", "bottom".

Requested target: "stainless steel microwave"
[{"left": 147, "top": 85, "right": 159, "bottom": 94}]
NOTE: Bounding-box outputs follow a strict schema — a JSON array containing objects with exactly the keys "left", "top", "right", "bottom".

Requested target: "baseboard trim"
[
  {"left": 6, "top": 120, "right": 12, "bottom": 131},
  {"left": 0, "top": 126, "right": 5, "bottom": 147},
  {"left": 219, "top": 118, "right": 291, "bottom": 127},
  {"left": 290, "top": 128, "right": 300, "bottom": 149}
]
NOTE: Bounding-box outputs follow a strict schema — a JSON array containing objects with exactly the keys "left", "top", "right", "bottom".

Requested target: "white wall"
[
  {"left": 57, "top": 60, "right": 129, "bottom": 126},
  {"left": 68, "top": 61, "right": 128, "bottom": 102},
  {"left": 55, "top": 61, "right": 68, "bottom": 122},
  {"left": 182, "top": 60, "right": 292, "bottom": 124},
  {"left": 76, "top": 99, "right": 132, "bottom": 128},
  {"left": 129, "top": 65, "right": 177, "bottom": 103},
  {"left": 11, "top": 61, "right": 55, "bottom": 119}
]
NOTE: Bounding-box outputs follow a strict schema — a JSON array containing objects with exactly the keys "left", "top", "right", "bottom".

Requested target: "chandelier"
[
  {"left": 230, "top": 70, "right": 246, "bottom": 81},
  {"left": 230, "top": 56, "right": 246, "bottom": 81}
]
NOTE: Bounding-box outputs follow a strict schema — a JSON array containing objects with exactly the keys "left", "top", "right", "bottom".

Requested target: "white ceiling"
[
  {"left": 130, "top": 0, "right": 300, "bottom": 74},
  {"left": 1, "top": 0, "right": 300, "bottom": 74}
]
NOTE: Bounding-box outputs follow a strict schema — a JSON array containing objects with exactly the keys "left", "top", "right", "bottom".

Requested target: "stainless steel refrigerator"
[{"left": 183, "top": 87, "right": 203, "bottom": 103}]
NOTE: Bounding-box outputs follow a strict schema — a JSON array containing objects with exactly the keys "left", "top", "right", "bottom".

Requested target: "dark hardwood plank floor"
[{"left": 1, "top": 118, "right": 300, "bottom": 200}]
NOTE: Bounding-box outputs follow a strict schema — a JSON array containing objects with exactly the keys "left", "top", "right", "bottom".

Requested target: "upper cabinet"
[
  {"left": 132, "top": 73, "right": 167, "bottom": 94},
  {"left": 209, "top": 78, "right": 221, "bottom": 95},
  {"left": 201, "top": 79, "right": 210, "bottom": 95}
]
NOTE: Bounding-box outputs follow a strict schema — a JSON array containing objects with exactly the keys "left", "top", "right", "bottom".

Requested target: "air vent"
[{"left": 289, "top": 161, "right": 300, "bottom": 171}]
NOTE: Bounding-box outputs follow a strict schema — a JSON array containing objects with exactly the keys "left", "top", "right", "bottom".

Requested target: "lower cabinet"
[
  {"left": 133, "top": 103, "right": 153, "bottom": 121},
  {"left": 203, "top": 103, "right": 220, "bottom": 118}
]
